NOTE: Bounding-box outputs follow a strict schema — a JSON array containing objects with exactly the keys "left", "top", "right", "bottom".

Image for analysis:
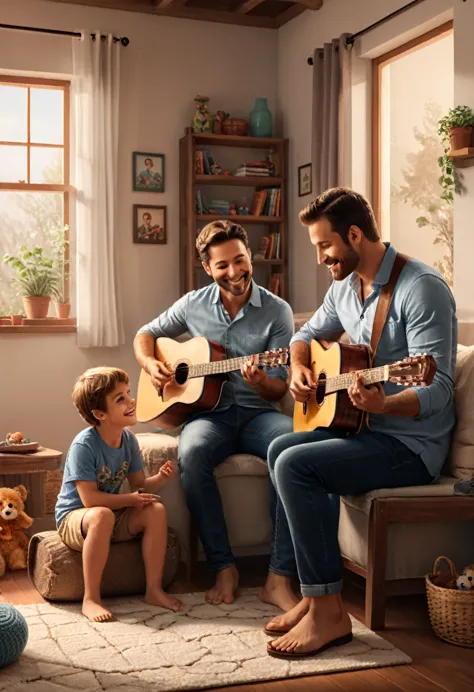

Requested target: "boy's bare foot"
[
  {"left": 145, "top": 588, "right": 182, "bottom": 612},
  {"left": 82, "top": 599, "right": 113, "bottom": 623},
  {"left": 264, "top": 596, "right": 310, "bottom": 634},
  {"left": 205, "top": 564, "right": 239, "bottom": 605},
  {"left": 260, "top": 572, "right": 300, "bottom": 612}
]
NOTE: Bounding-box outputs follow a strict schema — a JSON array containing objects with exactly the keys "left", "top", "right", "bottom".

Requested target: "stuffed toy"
[
  {"left": 456, "top": 564, "right": 474, "bottom": 591},
  {"left": 0, "top": 485, "right": 33, "bottom": 578}
]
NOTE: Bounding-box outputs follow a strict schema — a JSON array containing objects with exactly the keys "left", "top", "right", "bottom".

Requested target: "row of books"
[
  {"left": 255, "top": 233, "right": 281, "bottom": 260},
  {"left": 250, "top": 188, "right": 281, "bottom": 217},
  {"left": 267, "top": 273, "right": 282, "bottom": 297},
  {"left": 195, "top": 149, "right": 216, "bottom": 175}
]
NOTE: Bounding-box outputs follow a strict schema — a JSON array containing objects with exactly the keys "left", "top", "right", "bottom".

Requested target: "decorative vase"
[
  {"left": 249, "top": 98, "right": 273, "bottom": 138},
  {"left": 55, "top": 302, "right": 71, "bottom": 319},
  {"left": 23, "top": 296, "right": 50, "bottom": 319},
  {"left": 449, "top": 126, "right": 473, "bottom": 151}
]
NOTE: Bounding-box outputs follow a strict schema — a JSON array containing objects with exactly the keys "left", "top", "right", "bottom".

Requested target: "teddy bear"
[
  {"left": 456, "top": 564, "right": 474, "bottom": 591},
  {"left": 0, "top": 485, "right": 33, "bottom": 578}
]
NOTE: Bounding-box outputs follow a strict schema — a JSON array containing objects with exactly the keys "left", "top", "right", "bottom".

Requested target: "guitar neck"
[
  {"left": 326, "top": 365, "right": 389, "bottom": 394},
  {"left": 188, "top": 355, "right": 261, "bottom": 379}
]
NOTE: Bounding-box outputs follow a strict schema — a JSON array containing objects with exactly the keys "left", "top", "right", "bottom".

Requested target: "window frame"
[
  {"left": 371, "top": 20, "right": 454, "bottom": 228},
  {"left": 0, "top": 74, "right": 74, "bottom": 334}
]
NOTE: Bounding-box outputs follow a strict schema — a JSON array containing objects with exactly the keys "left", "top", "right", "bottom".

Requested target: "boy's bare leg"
[
  {"left": 81, "top": 507, "right": 115, "bottom": 622},
  {"left": 128, "top": 502, "right": 182, "bottom": 612}
]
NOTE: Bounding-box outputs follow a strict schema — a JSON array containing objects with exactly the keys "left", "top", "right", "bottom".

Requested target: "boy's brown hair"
[
  {"left": 72, "top": 367, "right": 129, "bottom": 426},
  {"left": 196, "top": 219, "right": 249, "bottom": 263}
]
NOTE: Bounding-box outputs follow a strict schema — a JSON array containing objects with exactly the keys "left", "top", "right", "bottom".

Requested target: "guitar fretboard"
[
  {"left": 187, "top": 354, "right": 277, "bottom": 379},
  {"left": 325, "top": 366, "right": 387, "bottom": 394}
]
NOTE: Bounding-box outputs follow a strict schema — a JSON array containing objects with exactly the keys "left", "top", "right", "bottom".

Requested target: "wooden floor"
[{"left": 2, "top": 562, "right": 473, "bottom": 692}]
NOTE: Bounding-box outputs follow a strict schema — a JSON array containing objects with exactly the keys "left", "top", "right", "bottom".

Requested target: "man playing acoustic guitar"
[
  {"left": 134, "top": 220, "right": 294, "bottom": 606},
  {"left": 263, "top": 187, "right": 457, "bottom": 659}
]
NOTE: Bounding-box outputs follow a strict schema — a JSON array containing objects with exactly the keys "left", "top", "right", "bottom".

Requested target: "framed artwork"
[
  {"left": 133, "top": 205, "right": 167, "bottom": 244},
  {"left": 133, "top": 151, "right": 165, "bottom": 192},
  {"left": 298, "top": 163, "right": 312, "bottom": 197}
]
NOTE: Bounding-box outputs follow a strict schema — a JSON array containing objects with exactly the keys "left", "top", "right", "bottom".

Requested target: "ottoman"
[{"left": 28, "top": 529, "right": 180, "bottom": 601}]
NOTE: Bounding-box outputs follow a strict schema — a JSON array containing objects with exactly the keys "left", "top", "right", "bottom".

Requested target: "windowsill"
[{"left": 0, "top": 318, "right": 77, "bottom": 334}]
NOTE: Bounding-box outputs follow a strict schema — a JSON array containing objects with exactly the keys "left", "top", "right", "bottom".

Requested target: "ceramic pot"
[{"left": 249, "top": 97, "right": 273, "bottom": 138}]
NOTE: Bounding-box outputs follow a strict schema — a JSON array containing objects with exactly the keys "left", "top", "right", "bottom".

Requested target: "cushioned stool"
[{"left": 27, "top": 529, "right": 180, "bottom": 601}]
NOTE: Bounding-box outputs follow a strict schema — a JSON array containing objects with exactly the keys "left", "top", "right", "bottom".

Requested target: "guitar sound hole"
[
  {"left": 316, "top": 372, "right": 326, "bottom": 405},
  {"left": 174, "top": 363, "right": 189, "bottom": 385}
]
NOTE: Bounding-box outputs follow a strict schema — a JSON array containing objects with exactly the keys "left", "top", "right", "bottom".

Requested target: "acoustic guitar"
[
  {"left": 136, "top": 336, "right": 289, "bottom": 429},
  {"left": 293, "top": 339, "right": 437, "bottom": 433}
]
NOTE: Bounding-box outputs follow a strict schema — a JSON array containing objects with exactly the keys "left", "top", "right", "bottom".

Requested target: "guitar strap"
[{"left": 370, "top": 252, "right": 410, "bottom": 358}]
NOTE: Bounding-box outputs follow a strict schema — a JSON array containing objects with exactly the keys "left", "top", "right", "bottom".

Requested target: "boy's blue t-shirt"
[{"left": 55, "top": 427, "right": 143, "bottom": 528}]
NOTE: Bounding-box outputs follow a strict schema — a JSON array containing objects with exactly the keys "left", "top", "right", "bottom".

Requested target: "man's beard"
[
  {"left": 326, "top": 245, "right": 360, "bottom": 281},
  {"left": 216, "top": 271, "right": 251, "bottom": 296}
]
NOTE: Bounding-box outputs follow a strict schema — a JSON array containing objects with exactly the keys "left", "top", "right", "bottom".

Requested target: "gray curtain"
[{"left": 311, "top": 33, "right": 352, "bottom": 300}]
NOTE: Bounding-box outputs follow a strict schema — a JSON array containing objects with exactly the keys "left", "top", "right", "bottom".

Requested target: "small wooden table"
[{"left": 0, "top": 447, "right": 63, "bottom": 518}]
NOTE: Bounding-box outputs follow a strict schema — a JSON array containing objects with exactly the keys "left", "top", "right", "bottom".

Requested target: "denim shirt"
[
  {"left": 291, "top": 243, "right": 457, "bottom": 479},
  {"left": 137, "top": 280, "right": 294, "bottom": 412}
]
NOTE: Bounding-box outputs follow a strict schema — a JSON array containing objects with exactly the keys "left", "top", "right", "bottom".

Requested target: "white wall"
[{"left": 0, "top": 0, "right": 278, "bottom": 453}]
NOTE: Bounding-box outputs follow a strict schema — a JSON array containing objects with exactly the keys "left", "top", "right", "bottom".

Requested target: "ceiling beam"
[
  {"left": 154, "top": 0, "right": 187, "bottom": 8},
  {"left": 237, "top": 0, "right": 265, "bottom": 14},
  {"left": 275, "top": 0, "right": 323, "bottom": 8}
]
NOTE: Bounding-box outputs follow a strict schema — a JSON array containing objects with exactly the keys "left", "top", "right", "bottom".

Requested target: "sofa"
[{"left": 135, "top": 314, "right": 474, "bottom": 629}]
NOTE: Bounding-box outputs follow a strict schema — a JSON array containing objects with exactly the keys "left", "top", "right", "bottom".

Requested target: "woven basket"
[{"left": 425, "top": 556, "right": 474, "bottom": 648}]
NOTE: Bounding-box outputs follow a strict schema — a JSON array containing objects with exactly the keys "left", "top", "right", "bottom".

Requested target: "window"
[
  {"left": 0, "top": 75, "right": 71, "bottom": 325},
  {"left": 373, "top": 22, "right": 454, "bottom": 285}
]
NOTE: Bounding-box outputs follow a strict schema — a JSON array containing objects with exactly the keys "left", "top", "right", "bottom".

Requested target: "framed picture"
[
  {"left": 133, "top": 152, "right": 165, "bottom": 192},
  {"left": 298, "top": 163, "right": 312, "bottom": 197},
  {"left": 133, "top": 205, "right": 167, "bottom": 244}
]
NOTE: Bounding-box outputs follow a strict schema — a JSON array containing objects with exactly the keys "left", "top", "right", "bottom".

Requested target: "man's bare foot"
[
  {"left": 268, "top": 596, "right": 352, "bottom": 655},
  {"left": 82, "top": 599, "right": 113, "bottom": 623},
  {"left": 145, "top": 588, "right": 182, "bottom": 612},
  {"left": 264, "top": 596, "right": 310, "bottom": 634},
  {"left": 205, "top": 564, "right": 239, "bottom": 605},
  {"left": 260, "top": 572, "right": 300, "bottom": 612}
]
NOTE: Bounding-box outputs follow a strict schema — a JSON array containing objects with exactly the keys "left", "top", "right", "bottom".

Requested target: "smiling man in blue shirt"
[
  {"left": 263, "top": 187, "right": 457, "bottom": 660},
  {"left": 134, "top": 220, "right": 294, "bottom": 607}
]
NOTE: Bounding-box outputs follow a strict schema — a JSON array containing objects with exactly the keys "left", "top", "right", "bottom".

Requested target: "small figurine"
[
  {"left": 456, "top": 564, "right": 474, "bottom": 590},
  {"left": 192, "top": 95, "right": 213, "bottom": 134},
  {"left": 210, "top": 163, "right": 224, "bottom": 176},
  {"left": 214, "top": 110, "right": 229, "bottom": 135}
]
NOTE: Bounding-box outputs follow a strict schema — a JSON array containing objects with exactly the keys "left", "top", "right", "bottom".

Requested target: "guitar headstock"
[
  {"left": 388, "top": 353, "right": 437, "bottom": 387},
  {"left": 257, "top": 348, "right": 289, "bottom": 368}
]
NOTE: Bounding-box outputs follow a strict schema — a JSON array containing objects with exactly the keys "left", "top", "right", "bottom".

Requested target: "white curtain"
[{"left": 73, "top": 32, "right": 124, "bottom": 347}]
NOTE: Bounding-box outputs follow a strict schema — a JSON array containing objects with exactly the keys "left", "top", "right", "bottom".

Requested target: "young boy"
[{"left": 55, "top": 366, "right": 181, "bottom": 622}]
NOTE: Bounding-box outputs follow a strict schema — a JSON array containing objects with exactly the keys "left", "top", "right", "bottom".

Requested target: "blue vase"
[{"left": 249, "top": 98, "right": 273, "bottom": 138}]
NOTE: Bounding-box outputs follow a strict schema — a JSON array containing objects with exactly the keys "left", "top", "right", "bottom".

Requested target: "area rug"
[{"left": 2, "top": 589, "right": 410, "bottom": 691}]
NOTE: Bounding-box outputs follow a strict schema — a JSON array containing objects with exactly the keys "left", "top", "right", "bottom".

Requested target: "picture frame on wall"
[
  {"left": 133, "top": 205, "right": 167, "bottom": 244},
  {"left": 133, "top": 151, "right": 165, "bottom": 192},
  {"left": 298, "top": 163, "right": 312, "bottom": 197}
]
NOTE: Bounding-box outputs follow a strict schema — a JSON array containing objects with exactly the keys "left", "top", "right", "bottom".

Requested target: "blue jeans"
[
  {"left": 268, "top": 429, "right": 433, "bottom": 597},
  {"left": 178, "top": 405, "right": 293, "bottom": 571}
]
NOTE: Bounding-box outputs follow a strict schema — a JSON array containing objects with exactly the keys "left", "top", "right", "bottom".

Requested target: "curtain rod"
[
  {"left": 307, "top": 0, "right": 428, "bottom": 65},
  {"left": 0, "top": 22, "right": 130, "bottom": 46}
]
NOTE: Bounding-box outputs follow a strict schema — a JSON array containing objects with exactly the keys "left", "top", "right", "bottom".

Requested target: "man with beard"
[
  {"left": 134, "top": 220, "right": 294, "bottom": 606},
  {"left": 262, "top": 187, "right": 457, "bottom": 659}
]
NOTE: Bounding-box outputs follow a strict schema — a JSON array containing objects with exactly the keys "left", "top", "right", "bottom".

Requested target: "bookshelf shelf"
[{"left": 180, "top": 127, "right": 288, "bottom": 299}]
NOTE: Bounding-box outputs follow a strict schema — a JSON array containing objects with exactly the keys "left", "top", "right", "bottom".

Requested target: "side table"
[{"left": 0, "top": 447, "right": 63, "bottom": 525}]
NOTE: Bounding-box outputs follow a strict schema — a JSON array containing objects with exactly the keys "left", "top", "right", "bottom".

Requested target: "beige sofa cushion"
[{"left": 449, "top": 345, "right": 474, "bottom": 480}]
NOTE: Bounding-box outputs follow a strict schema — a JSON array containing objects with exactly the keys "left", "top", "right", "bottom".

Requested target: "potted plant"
[
  {"left": 50, "top": 225, "right": 71, "bottom": 319},
  {"left": 3, "top": 244, "right": 61, "bottom": 319},
  {"left": 8, "top": 295, "right": 25, "bottom": 325},
  {"left": 438, "top": 105, "right": 474, "bottom": 151}
]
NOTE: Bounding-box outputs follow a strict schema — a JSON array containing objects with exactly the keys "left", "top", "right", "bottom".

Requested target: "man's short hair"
[
  {"left": 72, "top": 367, "right": 129, "bottom": 426},
  {"left": 299, "top": 187, "right": 380, "bottom": 243},
  {"left": 196, "top": 219, "right": 249, "bottom": 263}
]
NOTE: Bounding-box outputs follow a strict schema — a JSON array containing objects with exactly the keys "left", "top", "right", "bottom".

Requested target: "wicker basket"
[{"left": 425, "top": 556, "right": 474, "bottom": 648}]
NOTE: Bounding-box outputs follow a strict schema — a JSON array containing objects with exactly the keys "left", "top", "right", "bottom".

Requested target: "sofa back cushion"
[{"left": 449, "top": 345, "right": 474, "bottom": 480}]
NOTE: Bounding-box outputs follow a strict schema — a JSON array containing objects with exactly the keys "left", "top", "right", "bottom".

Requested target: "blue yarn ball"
[{"left": 0, "top": 603, "right": 29, "bottom": 669}]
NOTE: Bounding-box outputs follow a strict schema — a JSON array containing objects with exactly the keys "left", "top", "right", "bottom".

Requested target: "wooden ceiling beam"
[
  {"left": 155, "top": 0, "right": 188, "bottom": 8},
  {"left": 237, "top": 0, "right": 266, "bottom": 15},
  {"left": 275, "top": 0, "right": 323, "bottom": 8}
]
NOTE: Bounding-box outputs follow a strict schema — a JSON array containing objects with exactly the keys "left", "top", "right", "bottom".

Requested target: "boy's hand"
[
  {"left": 129, "top": 491, "right": 158, "bottom": 508},
  {"left": 157, "top": 461, "right": 177, "bottom": 484}
]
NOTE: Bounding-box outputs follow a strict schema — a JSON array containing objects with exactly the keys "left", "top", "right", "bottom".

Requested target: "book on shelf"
[
  {"left": 249, "top": 188, "right": 281, "bottom": 217},
  {"left": 195, "top": 148, "right": 215, "bottom": 175},
  {"left": 254, "top": 232, "right": 281, "bottom": 260},
  {"left": 267, "top": 272, "right": 282, "bottom": 296}
]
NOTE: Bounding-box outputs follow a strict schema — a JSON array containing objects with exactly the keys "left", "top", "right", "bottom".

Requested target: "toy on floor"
[
  {"left": 0, "top": 603, "right": 29, "bottom": 668},
  {"left": 456, "top": 564, "right": 474, "bottom": 590},
  {"left": 0, "top": 485, "right": 33, "bottom": 578}
]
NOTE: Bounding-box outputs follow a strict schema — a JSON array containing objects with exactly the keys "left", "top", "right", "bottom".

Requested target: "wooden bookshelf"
[{"left": 179, "top": 127, "right": 289, "bottom": 299}]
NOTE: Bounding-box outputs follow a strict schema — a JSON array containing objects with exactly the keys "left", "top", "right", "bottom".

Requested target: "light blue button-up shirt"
[
  {"left": 291, "top": 243, "right": 457, "bottom": 479},
  {"left": 137, "top": 280, "right": 294, "bottom": 412}
]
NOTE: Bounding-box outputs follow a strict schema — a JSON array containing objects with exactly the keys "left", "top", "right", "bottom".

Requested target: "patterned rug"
[{"left": 2, "top": 590, "right": 411, "bottom": 691}]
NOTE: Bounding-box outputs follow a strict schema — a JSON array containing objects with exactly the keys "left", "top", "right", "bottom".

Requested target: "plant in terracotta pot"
[
  {"left": 50, "top": 225, "right": 71, "bottom": 319},
  {"left": 3, "top": 244, "right": 61, "bottom": 319},
  {"left": 7, "top": 295, "right": 25, "bottom": 325},
  {"left": 438, "top": 105, "right": 474, "bottom": 152}
]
